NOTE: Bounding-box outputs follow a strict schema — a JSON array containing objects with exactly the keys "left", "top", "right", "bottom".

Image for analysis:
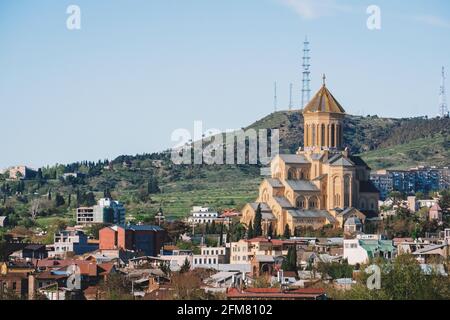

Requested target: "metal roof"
[
  {"left": 283, "top": 180, "right": 319, "bottom": 192},
  {"left": 303, "top": 84, "right": 346, "bottom": 114},
  {"left": 277, "top": 154, "right": 310, "bottom": 164}
]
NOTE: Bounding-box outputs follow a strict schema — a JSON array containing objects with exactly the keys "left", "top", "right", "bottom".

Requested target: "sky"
[{"left": 0, "top": 0, "right": 449, "bottom": 169}]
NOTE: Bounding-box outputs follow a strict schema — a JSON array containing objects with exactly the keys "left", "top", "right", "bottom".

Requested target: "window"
[
  {"left": 296, "top": 196, "right": 306, "bottom": 209},
  {"left": 308, "top": 196, "right": 318, "bottom": 209}
]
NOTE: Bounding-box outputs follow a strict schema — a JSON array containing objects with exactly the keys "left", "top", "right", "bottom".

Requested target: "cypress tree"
[
  {"left": 267, "top": 223, "right": 273, "bottom": 238},
  {"left": 283, "top": 224, "right": 291, "bottom": 239},
  {"left": 247, "top": 221, "right": 254, "bottom": 239},
  {"left": 254, "top": 204, "right": 262, "bottom": 237},
  {"left": 219, "top": 223, "right": 224, "bottom": 246}
]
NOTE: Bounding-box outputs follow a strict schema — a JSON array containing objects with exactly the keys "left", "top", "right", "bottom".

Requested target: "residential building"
[
  {"left": 370, "top": 166, "right": 449, "bottom": 200},
  {"left": 192, "top": 246, "right": 229, "bottom": 269},
  {"left": 230, "top": 240, "right": 251, "bottom": 264},
  {"left": 204, "top": 271, "right": 242, "bottom": 289},
  {"left": 187, "top": 206, "right": 219, "bottom": 224},
  {"left": 428, "top": 204, "right": 443, "bottom": 222},
  {"left": 343, "top": 235, "right": 395, "bottom": 265},
  {"left": 343, "top": 217, "right": 363, "bottom": 235},
  {"left": 76, "top": 198, "right": 126, "bottom": 225},
  {"left": 5, "top": 166, "right": 37, "bottom": 180},
  {"left": 99, "top": 225, "right": 165, "bottom": 257},
  {"left": 370, "top": 170, "right": 393, "bottom": 200},
  {"left": 230, "top": 238, "right": 289, "bottom": 264},
  {"left": 50, "top": 230, "right": 98, "bottom": 258}
]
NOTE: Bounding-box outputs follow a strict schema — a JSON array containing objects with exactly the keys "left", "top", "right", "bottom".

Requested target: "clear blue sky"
[{"left": 0, "top": 0, "right": 449, "bottom": 168}]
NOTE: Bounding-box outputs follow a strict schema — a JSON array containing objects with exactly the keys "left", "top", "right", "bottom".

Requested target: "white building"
[
  {"left": 193, "top": 246, "right": 229, "bottom": 269},
  {"left": 187, "top": 206, "right": 219, "bottom": 224},
  {"left": 76, "top": 198, "right": 126, "bottom": 225},
  {"left": 230, "top": 240, "right": 251, "bottom": 264},
  {"left": 50, "top": 230, "right": 98, "bottom": 258},
  {"left": 343, "top": 235, "right": 395, "bottom": 265}
]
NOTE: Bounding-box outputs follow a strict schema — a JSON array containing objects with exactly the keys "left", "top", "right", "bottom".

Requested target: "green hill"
[{"left": 1, "top": 111, "right": 449, "bottom": 223}]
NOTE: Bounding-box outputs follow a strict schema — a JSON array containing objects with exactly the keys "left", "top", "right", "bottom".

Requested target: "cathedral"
[{"left": 241, "top": 78, "right": 380, "bottom": 236}]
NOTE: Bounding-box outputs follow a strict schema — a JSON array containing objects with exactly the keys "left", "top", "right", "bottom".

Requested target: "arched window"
[
  {"left": 288, "top": 168, "right": 297, "bottom": 180},
  {"left": 333, "top": 176, "right": 340, "bottom": 207},
  {"left": 344, "top": 175, "right": 350, "bottom": 208},
  {"left": 360, "top": 199, "right": 366, "bottom": 210},
  {"left": 308, "top": 196, "right": 318, "bottom": 209},
  {"left": 331, "top": 124, "right": 335, "bottom": 147},
  {"left": 305, "top": 125, "right": 309, "bottom": 147},
  {"left": 312, "top": 125, "right": 316, "bottom": 147},
  {"left": 262, "top": 189, "right": 269, "bottom": 202},
  {"left": 296, "top": 196, "right": 306, "bottom": 209},
  {"left": 321, "top": 124, "right": 325, "bottom": 147}
]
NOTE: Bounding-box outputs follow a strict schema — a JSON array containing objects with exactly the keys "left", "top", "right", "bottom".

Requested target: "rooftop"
[{"left": 303, "top": 83, "right": 346, "bottom": 114}]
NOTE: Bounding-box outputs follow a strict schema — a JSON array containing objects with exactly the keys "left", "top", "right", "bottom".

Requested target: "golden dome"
[{"left": 303, "top": 79, "right": 346, "bottom": 114}]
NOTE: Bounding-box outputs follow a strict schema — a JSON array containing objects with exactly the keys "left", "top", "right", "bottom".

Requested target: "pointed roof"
[{"left": 303, "top": 82, "right": 346, "bottom": 114}]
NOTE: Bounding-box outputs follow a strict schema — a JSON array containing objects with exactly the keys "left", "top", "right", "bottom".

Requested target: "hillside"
[{"left": 0, "top": 111, "right": 449, "bottom": 225}]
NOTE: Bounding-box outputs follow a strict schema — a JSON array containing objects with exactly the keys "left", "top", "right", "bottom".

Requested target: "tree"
[
  {"left": 254, "top": 204, "right": 262, "bottom": 237},
  {"left": 179, "top": 257, "right": 191, "bottom": 273},
  {"left": 170, "top": 272, "right": 205, "bottom": 300},
  {"left": 219, "top": 223, "right": 224, "bottom": 246},
  {"left": 68, "top": 193, "right": 71, "bottom": 207},
  {"left": 247, "top": 221, "right": 254, "bottom": 239},
  {"left": 55, "top": 193, "right": 65, "bottom": 207},
  {"left": 159, "top": 261, "right": 171, "bottom": 277},
  {"left": 388, "top": 191, "right": 403, "bottom": 203},
  {"left": 439, "top": 189, "right": 450, "bottom": 214},
  {"left": 104, "top": 188, "right": 112, "bottom": 199},
  {"left": 210, "top": 220, "right": 216, "bottom": 234},
  {"left": 47, "top": 189, "right": 52, "bottom": 201},
  {"left": 330, "top": 254, "right": 450, "bottom": 300},
  {"left": 98, "top": 273, "right": 133, "bottom": 300},
  {"left": 283, "top": 224, "right": 291, "bottom": 239},
  {"left": 281, "top": 246, "right": 297, "bottom": 271},
  {"left": 267, "top": 223, "right": 273, "bottom": 238},
  {"left": 85, "top": 192, "right": 96, "bottom": 206},
  {"left": 147, "top": 176, "right": 160, "bottom": 194},
  {"left": 30, "top": 199, "right": 40, "bottom": 220}
]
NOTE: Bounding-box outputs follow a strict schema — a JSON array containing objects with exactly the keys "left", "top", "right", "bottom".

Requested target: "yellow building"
[{"left": 241, "top": 79, "right": 379, "bottom": 236}]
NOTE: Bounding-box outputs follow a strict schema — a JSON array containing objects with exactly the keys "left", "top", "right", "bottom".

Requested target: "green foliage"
[
  {"left": 247, "top": 221, "right": 254, "bottom": 239},
  {"left": 179, "top": 257, "right": 191, "bottom": 273},
  {"left": 283, "top": 224, "right": 291, "bottom": 239},
  {"left": 317, "top": 260, "right": 353, "bottom": 280},
  {"left": 331, "top": 254, "right": 450, "bottom": 300},
  {"left": 281, "top": 246, "right": 297, "bottom": 272},
  {"left": 98, "top": 273, "right": 133, "bottom": 300}
]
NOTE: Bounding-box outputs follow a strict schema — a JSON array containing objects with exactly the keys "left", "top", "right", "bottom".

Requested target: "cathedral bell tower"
[{"left": 302, "top": 75, "right": 346, "bottom": 151}]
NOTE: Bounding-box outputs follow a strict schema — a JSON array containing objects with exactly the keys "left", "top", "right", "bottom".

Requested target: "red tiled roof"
[
  {"left": 227, "top": 287, "right": 326, "bottom": 299},
  {"left": 36, "top": 259, "right": 98, "bottom": 276},
  {"left": 97, "top": 263, "right": 115, "bottom": 276}
]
